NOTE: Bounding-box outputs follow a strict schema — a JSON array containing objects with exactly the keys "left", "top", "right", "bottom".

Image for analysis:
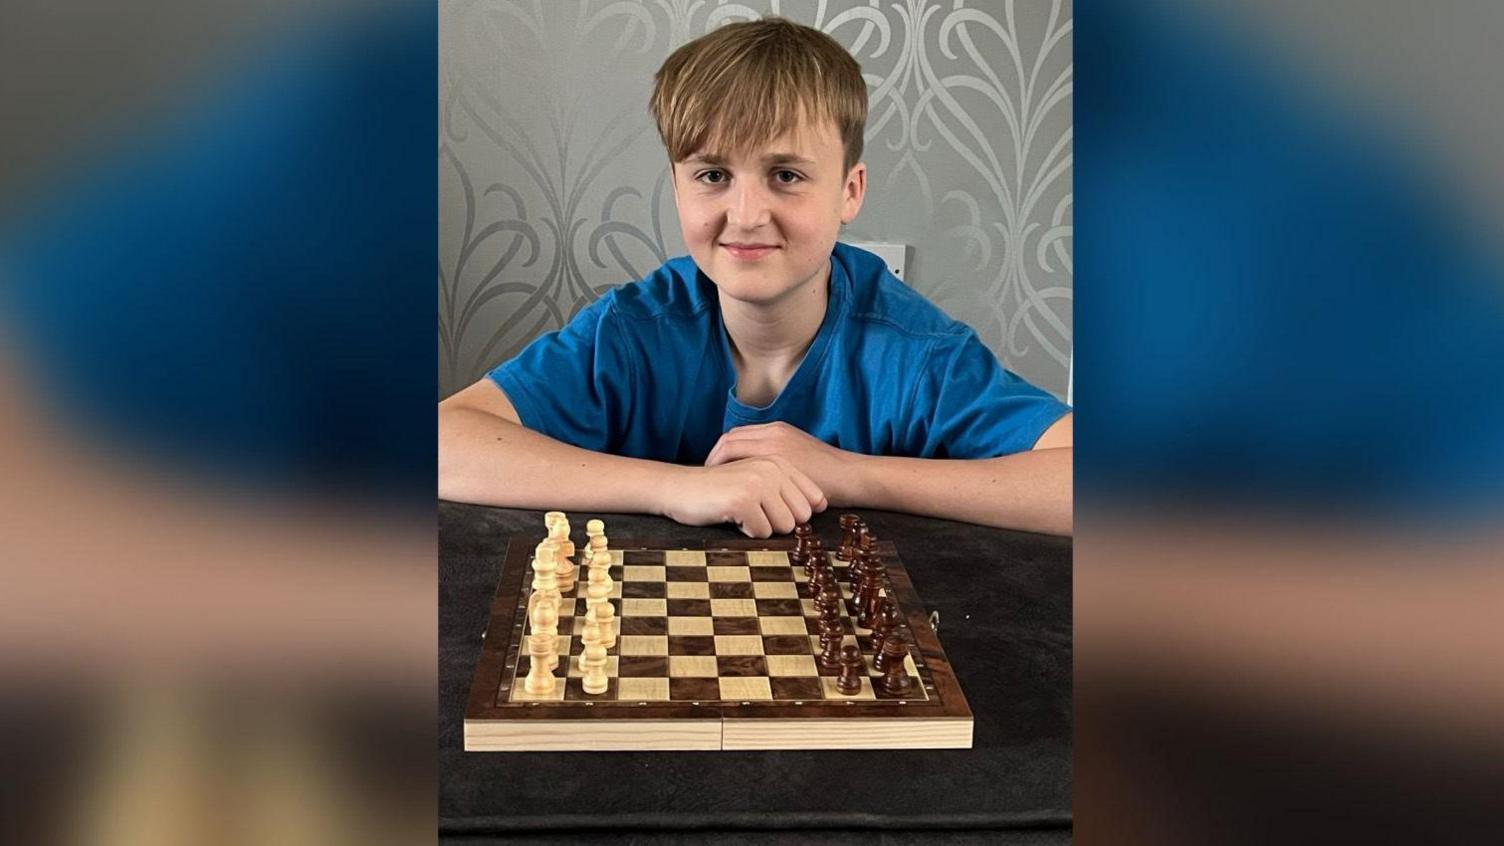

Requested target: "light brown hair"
[{"left": 650, "top": 17, "right": 867, "bottom": 173}]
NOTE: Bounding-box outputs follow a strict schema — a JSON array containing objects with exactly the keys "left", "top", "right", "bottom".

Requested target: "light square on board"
[
  {"left": 713, "top": 635, "right": 764, "bottom": 656},
  {"left": 710, "top": 598, "right": 757, "bottom": 617},
  {"left": 509, "top": 682, "right": 566, "bottom": 703},
  {"left": 752, "top": 582, "right": 798, "bottom": 599},
  {"left": 617, "top": 635, "right": 668, "bottom": 656},
  {"left": 665, "top": 582, "right": 710, "bottom": 599},
  {"left": 706, "top": 566, "right": 752, "bottom": 582},
  {"left": 765, "top": 654, "right": 818, "bottom": 677},
  {"left": 623, "top": 565, "right": 666, "bottom": 582},
  {"left": 664, "top": 550, "right": 707, "bottom": 566},
  {"left": 617, "top": 677, "right": 670, "bottom": 701},
  {"left": 719, "top": 677, "right": 773, "bottom": 701},
  {"left": 667, "top": 616, "right": 714, "bottom": 636},
  {"left": 758, "top": 616, "right": 808, "bottom": 636},
  {"left": 668, "top": 655, "right": 718, "bottom": 677},
  {"left": 621, "top": 598, "right": 667, "bottom": 617},
  {"left": 745, "top": 550, "right": 790, "bottom": 567}
]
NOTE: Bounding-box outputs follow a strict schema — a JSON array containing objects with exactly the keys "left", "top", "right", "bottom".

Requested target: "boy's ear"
[{"left": 840, "top": 162, "right": 867, "bottom": 224}]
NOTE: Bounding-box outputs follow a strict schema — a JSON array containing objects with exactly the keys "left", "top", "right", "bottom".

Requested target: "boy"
[{"left": 439, "top": 17, "right": 1072, "bottom": 537}]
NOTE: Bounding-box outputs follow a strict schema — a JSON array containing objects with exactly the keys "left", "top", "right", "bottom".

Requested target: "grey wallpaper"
[{"left": 439, "top": 0, "right": 1072, "bottom": 400}]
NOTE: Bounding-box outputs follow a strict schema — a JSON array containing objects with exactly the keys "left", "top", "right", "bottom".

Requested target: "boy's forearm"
[
  {"left": 846, "top": 449, "right": 1073, "bottom": 536},
  {"left": 438, "top": 406, "right": 678, "bottom": 514}
]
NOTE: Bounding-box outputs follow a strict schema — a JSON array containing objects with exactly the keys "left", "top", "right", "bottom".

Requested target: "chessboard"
[{"left": 463, "top": 518, "right": 973, "bottom": 751}]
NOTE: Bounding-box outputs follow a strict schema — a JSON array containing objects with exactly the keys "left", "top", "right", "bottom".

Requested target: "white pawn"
[
  {"left": 586, "top": 564, "right": 616, "bottom": 648},
  {"left": 579, "top": 622, "right": 609, "bottom": 696},
  {"left": 524, "top": 598, "right": 559, "bottom": 694},
  {"left": 530, "top": 593, "right": 560, "bottom": 671},
  {"left": 585, "top": 518, "right": 607, "bottom": 550},
  {"left": 531, "top": 549, "right": 562, "bottom": 614}
]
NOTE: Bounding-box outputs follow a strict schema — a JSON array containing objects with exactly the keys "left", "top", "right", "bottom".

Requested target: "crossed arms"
[{"left": 438, "top": 379, "right": 1072, "bottom": 537}]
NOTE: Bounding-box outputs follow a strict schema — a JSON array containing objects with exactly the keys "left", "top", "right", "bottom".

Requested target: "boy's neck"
[{"left": 719, "top": 260, "right": 831, "bottom": 404}]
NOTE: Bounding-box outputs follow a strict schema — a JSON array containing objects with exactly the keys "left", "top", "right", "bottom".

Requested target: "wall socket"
[{"left": 850, "top": 242, "right": 908, "bottom": 280}]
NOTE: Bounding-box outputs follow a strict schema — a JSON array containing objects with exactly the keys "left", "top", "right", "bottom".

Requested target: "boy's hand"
[
  {"left": 661, "top": 456, "right": 828, "bottom": 538},
  {"left": 704, "top": 422, "right": 860, "bottom": 504}
]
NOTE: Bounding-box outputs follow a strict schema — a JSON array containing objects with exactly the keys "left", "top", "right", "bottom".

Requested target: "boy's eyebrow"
[{"left": 684, "top": 152, "right": 817, "bottom": 166}]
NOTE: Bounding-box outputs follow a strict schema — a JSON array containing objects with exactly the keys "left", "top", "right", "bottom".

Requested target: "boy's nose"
[{"left": 726, "top": 182, "right": 773, "bottom": 229}]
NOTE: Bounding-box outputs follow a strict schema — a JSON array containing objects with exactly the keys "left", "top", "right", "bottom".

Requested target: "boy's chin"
[{"left": 707, "top": 272, "right": 804, "bottom": 306}]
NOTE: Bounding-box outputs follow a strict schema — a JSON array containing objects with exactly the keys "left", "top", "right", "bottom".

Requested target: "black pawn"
[
  {"left": 791, "top": 524, "right": 812, "bottom": 569},
  {"left": 836, "top": 645, "right": 864, "bottom": 695},
  {"left": 818, "top": 629, "right": 844, "bottom": 671},
  {"left": 803, "top": 538, "right": 824, "bottom": 578},
  {"left": 878, "top": 635, "right": 912, "bottom": 695}
]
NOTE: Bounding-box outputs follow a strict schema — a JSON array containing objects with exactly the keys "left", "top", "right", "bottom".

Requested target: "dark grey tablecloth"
[{"left": 439, "top": 502, "right": 1072, "bottom": 842}]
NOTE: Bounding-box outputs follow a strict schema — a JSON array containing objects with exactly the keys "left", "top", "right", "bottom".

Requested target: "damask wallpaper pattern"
[{"left": 439, "top": 0, "right": 1072, "bottom": 400}]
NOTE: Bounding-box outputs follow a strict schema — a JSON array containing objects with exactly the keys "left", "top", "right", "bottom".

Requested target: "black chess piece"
[
  {"left": 818, "top": 628, "right": 844, "bottom": 671},
  {"left": 791, "top": 523, "right": 812, "bottom": 569},
  {"left": 838, "top": 514, "right": 860, "bottom": 560},
  {"left": 870, "top": 601, "right": 898, "bottom": 666},
  {"left": 803, "top": 537, "right": 824, "bottom": 578},
  {"left": 836, "top": 645, "right": 864, "bottom": 695},
  {"left": 878, "top": 635, "right": 913, "bottom": 695}
]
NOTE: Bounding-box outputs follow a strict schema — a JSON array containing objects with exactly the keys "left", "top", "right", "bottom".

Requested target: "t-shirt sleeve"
[
  {"left": 903, "top": 332, "right": 1071, "bottom": 458},
  {"left": 487, "top": 293, "right": 634, "bottom": 453}
]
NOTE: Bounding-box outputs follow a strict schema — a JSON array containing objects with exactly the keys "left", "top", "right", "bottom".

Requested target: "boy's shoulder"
[
  {"left": 833, "top": 242, "right": 972, "bottom": 342},
  {"left": 604, "top": 255, "right": 717, "bottom": 323}
]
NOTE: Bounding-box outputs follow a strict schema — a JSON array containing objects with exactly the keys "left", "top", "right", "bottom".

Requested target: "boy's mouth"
[{"left": 721, "top": 243, "right": 778, "bottom": 260}]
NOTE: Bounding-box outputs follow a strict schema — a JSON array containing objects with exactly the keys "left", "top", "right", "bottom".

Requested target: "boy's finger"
[
  {"left": 762, "top": 493, "right": 797, "bottom": 537},
  {"left": 788, "top": 468, "right": 827, "bottom": 511},
  {"left": 781, "top": 480, "right": 814, "bottom": 525},
  {"left": 739, "top": 507, "right": 772, "bottom": 539}
]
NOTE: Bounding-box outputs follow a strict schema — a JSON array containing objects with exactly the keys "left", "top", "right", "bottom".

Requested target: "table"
[{"left": 440, "top": 502, "right": 1072, "bottom": 842}]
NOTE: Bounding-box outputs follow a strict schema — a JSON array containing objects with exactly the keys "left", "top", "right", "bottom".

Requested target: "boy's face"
[{"left": 670, "top": 118, "right": 865, "bottom": 306}]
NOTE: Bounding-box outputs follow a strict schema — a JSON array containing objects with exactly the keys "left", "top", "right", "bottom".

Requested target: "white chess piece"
[
  {"left": 585, "top": 563, "right": 616, "bottom": 648},
  {"left": 580, "top": 622, "right": 609, "bottom": 695},
  {"left": 524, "top": 597, "right": 559, "bottom": 693}
]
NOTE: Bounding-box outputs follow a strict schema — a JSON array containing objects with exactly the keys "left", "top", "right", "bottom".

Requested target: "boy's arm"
[
  {"left": 438, "top": 379, "right": 828, "bottom": 536},
  {"left": 704, "top": 413, "right": 1073, "bottom": 536}
]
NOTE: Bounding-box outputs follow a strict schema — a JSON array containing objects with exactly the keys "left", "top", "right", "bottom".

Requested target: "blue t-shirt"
[{"left": 491, "top": 242, "right": 1069, "bottom": 464}]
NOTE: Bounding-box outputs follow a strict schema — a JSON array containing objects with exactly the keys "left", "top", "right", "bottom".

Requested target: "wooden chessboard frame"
[{"left": 463, "top": 536, "right": 973, "bottom": 751}]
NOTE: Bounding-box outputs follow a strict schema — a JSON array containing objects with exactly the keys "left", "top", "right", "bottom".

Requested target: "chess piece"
[
  {"left": 587, "top": 534, "right": 610, "bottom": 567},
  {"left": 531, "top": 548, "right": 562, "bottom": 611},
  {"left": 580, "top": 621, "right": 609, "bottom": 695},
  {"left": 804, "top": 537, "right": 826, "bottom": 579},
  {"left": 878, "top": 633, "right": 913, "bottom": 695},
  {"left": 838, "top": 514, "right": 861, "bottom": 561},
  {"left": 585, "top": 518, "right": 609, "bottom": 557},
  {"left": 530, "top": 593, "right": 560, "bottom": 670},
  {"left": 870, "top": 601, "right": 899, "bottom": 669},
  {"left": 791, "top": 523, "right": 812, "bottom": 569},
  {"left": 858, "top": 546, "right": 885, "bottom": 628},
  {"left": 818, "top": 628, "right": 844, "bottom": 672},
  {"left": 850, "top": 548, "right": 874, "bottom": 616},
  {"left": 863, "top": 565, "right": 887, "bottom": 630},
  {"left": 547, "top": 517, "right": 577, "bottom": 578},
  {"left": 524, "top": 597, "right": 560, "bottom": 693},
  {"left": 816, "top": 592, "right": 843, "bottom": 671},
  {"left": 836, "top": 645, "right": 864, "bottom": 695},
  {"left": 581, "top": 610, "right": 602, "bottom": 641},
  {"left": 585, "top": 564, "right": 615, "bottom": 648}
]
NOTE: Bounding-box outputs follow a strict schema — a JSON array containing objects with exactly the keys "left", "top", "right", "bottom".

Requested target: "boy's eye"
[
  {"left": 696, "top": 169, "right": 727, "bottom": 185},
  {"left": 774, "top": 170, "right": 803, "bottom": 184}
]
